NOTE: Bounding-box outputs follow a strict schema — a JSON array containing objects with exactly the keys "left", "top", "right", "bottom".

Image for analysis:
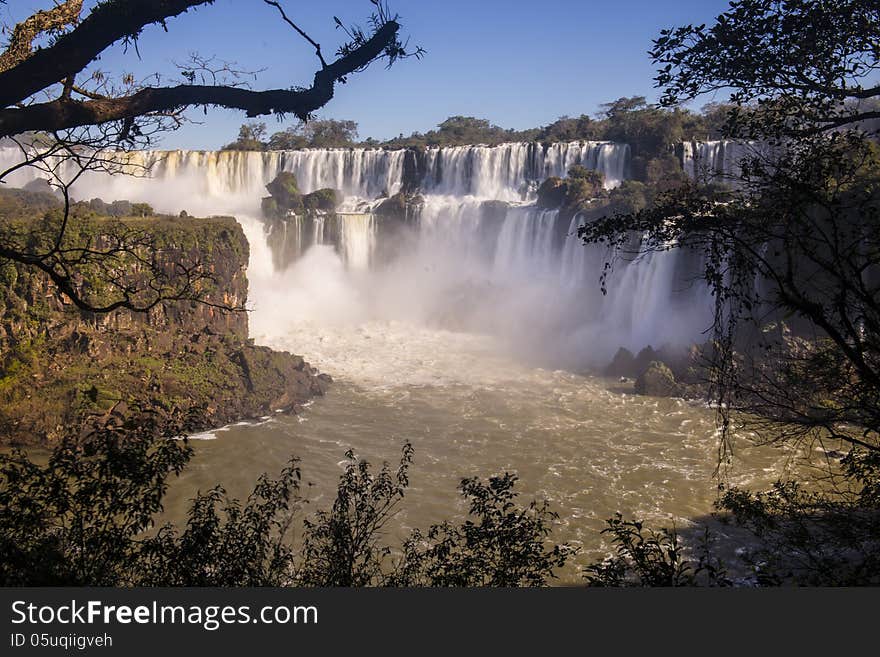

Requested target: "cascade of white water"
[
  {"left": 1, "top": 140, "right": 630, "bottom": 206},
  {"left": 337, "top": 213, "right": 376, "bottom": 270},
  {"left": 539, "top": 142, "right": 629, "bottom": 189},
  {"left": 420, "top": 141, "right": 629, "bottom": 200},
  {"left": 277, "top": 149, "right": 405, "bottom": 199},
  {"left": 493, "top": 208, "right": 560, "bottom": 279},
  {"left": 680, "top": 140, "right": 760, "bottom": 185},
  {"left": 1, "top": 139, "right": 718, "bottom": 363}
]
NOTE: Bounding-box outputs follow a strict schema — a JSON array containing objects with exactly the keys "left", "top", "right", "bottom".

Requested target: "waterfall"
[
  {"left": 493, "top": 208, "right": 561, "bottom": 278},
  {"left": 1, "top": 140, "right": 718, "bottom": 365},
  {"left": 421, "top": 141, "right": 629, "bottom": 200},
  {"left": 337, "top": 213, "right": 376, "bottom": 270},
  {"left": 680, "top": 139, "right": 766, "bottom": 186},
  {"left": 0, "top": 141, "right": 629, "bottom": 206}
]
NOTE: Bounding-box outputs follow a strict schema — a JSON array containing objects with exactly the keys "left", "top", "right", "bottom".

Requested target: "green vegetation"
[
  {"left": 578, "top": 0, "right": 880, "bottom": 585},
  {"left": 261, "top": 171, "right": 340, "bottom": 220},
  {"left": 377, "top": 100, "right": 728, "bottom": 150},
  {"left": 225, "top": 119, "right": 360, "bottom": 151},
  {"left": 0, "top": 188, "right": 325, "bottom": 445},
  {"left": 584, "top": 514, "right": 729, "bottom": 587},
  {"left": 0, "top": 433, "right": 573, "bottom": 586},
  {"left": 222, "top": 99, "right": 732, "bottom": 164},
  {"left": 302, "top": 187, "right": 340, "bottom": 213}
]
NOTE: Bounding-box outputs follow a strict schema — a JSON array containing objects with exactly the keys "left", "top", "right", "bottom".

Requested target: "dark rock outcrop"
[
  {"left": 264, "top": 171, "right": 303, "bottom": 214},
  {"left": 402, "top": 146, "right": 428, "bottom": 194},
  {"left": 536, "top": 177, "right": 567, "bottom": 210},
  {"left": 259, "top": 172, "right": 344, "bottom": 270},
  {"left": 604, "top": 345, "right": 660, "bottom": 379},
  {"left": 633, "top": 346, "right": 661, "bottom": 375},
  {"left": 604, "top": 347, "right": 636, "bottom": 378},
  {"left": 605, "top": 342, "right": 709, "bottom": 399},
  {"left": 262, "top": 172, "right": 341, "bottom": 219},
  {"left": 374, "top": 191, "right": 408, "bottom": 217},
  {"left": 302, "top": 188, "right": 340, "bottom": 213},
  {"left": 374, "top": 191, "right": 423, "bottom": 221},
  {"left": 536, "top": 166, "right": 607, "bottom": 223}
]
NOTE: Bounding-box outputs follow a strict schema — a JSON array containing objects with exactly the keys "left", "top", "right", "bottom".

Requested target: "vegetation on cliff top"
[{"left": 225, "top": 97, "right": 733, "bottom": 155}]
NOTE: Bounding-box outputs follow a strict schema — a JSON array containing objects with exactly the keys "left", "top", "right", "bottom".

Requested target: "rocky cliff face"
[{"left": 0, "top": 192, "right": 330, "bottom": 445}]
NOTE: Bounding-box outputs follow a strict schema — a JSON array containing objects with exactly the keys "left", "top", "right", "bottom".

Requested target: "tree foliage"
[
  {"left": 393, "top": 473, "right": 575, "bottom": 586},
  {"left": 584, "top": 514, "right": 730, "bottom": 587},
  {"left": 295, "top": 444, "right": 413, "bottom": 586},
  {"left": 242, "top": 103, "right": 729, "bottom": 153},
  {"left": 651, "top": 0, "right": 880, "bottom": 138},
  {"left": 0, "top": 413, "right": 193, "bottom": 586},
  {"left": 226, "top": 119, "right": 360, "bottom": 150},
  {"left": 718, "top": 452, "right": 880, "bottom": 586},
  {"left": 579, "top": 0, "right": 880, "bottom": 449},
  {"left": 0, "top": 426, "right": 573, "bottom": 587},
  {"left": 139, "top": 459, "right": 303, "bottom": 586},
  {"left": 578, "top": 0, "right": 880, "bottom": 585}
]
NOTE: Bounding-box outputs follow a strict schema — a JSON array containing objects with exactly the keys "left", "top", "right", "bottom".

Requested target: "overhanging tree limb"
[{"left": 0, "top": 20, "right": 400, "bottom": 138}]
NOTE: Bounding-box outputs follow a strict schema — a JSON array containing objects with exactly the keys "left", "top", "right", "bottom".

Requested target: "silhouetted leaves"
[{"left": 1, "top": 431, "right": 573, "bottom": 586}]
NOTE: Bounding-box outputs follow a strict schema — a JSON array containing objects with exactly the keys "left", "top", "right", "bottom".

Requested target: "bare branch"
[{"left": 262, "top": 0, "right": 327, "bottom": 68}]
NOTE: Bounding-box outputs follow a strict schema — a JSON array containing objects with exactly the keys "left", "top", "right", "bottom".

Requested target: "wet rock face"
[
  {"left": 603, "top": 343, "right": 709, "bottom": 399},
  {"left": 604, "top": 345, "right": 661, "bottom": 379},
  {"left": 634, "top": 361, "right": 683, "bottom": 397},
  {"left": 402, "top": 147, "right": 428, "bottom": 194},
  {"left": 0, "top": 211, "right": 329, "bottom": 446},
  {"left": 536, "top": 177, "right": 566, "bottom": 210},
  {"left": 302, "top": 188, "right": 340, "bottom": 213},
  {"left": 259, "top": 172, "right": 346, "bottom": 271},
  {"left": 605, "top": 347, "right": 637, "bottom": 378}
]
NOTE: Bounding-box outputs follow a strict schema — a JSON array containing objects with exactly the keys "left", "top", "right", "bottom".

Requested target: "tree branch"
[
  {"left": 0, "top": 20, "right": 399, "bottom": 138},
  {"left": 263, "top": 0, "right": 327, "bottom": 68},
  {"left": 800, "top": 110, "right": 880, "bottom": 136},
  {"left": 0, "top": 0, "right": 83, "bottom": 74},
  {"left": 0, "top": 0, "right": 214, "bottom": 108}
]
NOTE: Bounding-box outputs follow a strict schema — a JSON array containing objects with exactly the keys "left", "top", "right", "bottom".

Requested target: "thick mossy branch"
[
  {"left": 0, "top": 1, "right": 213, "bottom": 108},
  {"left": 0, "top": 0, "right": 83, "bottom": 74}
]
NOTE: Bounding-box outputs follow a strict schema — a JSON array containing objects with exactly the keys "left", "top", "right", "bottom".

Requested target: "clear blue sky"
[{"left": 6, "top": 0, "right": 734, "bottom": 149}]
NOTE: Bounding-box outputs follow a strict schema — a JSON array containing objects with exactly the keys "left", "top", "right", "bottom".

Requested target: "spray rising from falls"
[{"left": 1, "top": 140, "right": 717, "bottom": 373}]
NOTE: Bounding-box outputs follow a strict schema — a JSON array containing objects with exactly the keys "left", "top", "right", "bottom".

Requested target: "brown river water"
[
  {"left": 147, "top": 215, "right": 823, "bottom": 583},
  {"left": 162, "top": 309, "right": 811, "bottom": 581}
]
